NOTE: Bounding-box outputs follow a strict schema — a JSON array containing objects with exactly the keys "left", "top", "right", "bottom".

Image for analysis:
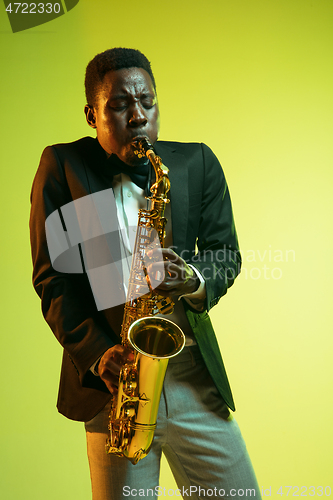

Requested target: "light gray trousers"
[{"left": 85, "top": 346, "right": 261, "bottom": 499}]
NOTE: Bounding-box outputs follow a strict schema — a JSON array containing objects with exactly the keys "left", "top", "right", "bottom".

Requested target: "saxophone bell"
[{"left": 128, "top": 316, "right": 185, "bottom": 359}]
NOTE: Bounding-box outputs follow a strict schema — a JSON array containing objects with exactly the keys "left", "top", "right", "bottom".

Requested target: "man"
[{"left": 30, "top": 48, "right": 260, "bottom": 499}]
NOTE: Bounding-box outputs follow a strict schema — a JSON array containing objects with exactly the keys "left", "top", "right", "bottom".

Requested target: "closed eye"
[
  {"left": 141, "top": 95, "right": 156, "bottom": 109},
  {"left": 112, "top": 105, "right": 127, "bottom": 111},
  {"left": 108, "top": 95, "right": 128, "bottom": 111}
]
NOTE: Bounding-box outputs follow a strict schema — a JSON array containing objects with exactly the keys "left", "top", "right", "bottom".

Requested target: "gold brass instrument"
[{"left": 106, "top": 138, "right": 185, "bottom": 464}]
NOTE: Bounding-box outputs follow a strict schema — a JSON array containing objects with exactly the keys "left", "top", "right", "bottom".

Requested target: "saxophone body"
[{"left": 106, "top": 138, "right": 185, "bottom": 465}]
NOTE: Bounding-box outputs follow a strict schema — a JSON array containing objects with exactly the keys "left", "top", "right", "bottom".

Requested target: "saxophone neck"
[
  {"left": 146, "top": 149, "right": 170, "bottom": 202},
  {"left": 133, "top": 138, "right": 170, "bottom": 201}
]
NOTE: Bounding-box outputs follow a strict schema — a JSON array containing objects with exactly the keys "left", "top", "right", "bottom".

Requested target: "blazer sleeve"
[
  {"left": 189, "top": 143, "right": 242, "bottom": 312},
  {"left": 29, "top": 146, "right": 116, "bottom": 387}
]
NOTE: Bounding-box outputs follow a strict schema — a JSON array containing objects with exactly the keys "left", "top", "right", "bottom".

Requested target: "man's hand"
[
  {"left": 146, "top": 248, "right": 199, "bottom": 297},
  {"left": 98, "top": 345, "right": 134, "bottom": 395}
]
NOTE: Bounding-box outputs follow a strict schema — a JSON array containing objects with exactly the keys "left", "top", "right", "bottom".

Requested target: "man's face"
[{"left": 85, "top": 67, "right": 160, "bottom": 166}]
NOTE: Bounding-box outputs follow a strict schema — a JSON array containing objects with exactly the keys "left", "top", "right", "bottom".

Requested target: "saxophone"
[{"left": 106, "top": 138, "right": 185, "bottom": 464}]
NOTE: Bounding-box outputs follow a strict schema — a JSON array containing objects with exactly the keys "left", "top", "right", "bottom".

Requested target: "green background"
[{"left": 1, "top": 0, "right": 332, "bottom": 498}]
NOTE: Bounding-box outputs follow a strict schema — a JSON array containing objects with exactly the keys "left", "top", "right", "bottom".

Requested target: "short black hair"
[{"left": 85, "top": 47, "right": 156, "bottom": 107}]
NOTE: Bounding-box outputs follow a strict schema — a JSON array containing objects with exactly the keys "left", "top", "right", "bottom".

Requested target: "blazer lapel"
[{"left": 154, "top": 142, "right": 188, "bottom": 253}]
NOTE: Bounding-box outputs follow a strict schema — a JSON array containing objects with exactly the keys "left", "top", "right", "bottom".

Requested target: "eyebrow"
[
  {"left": 109, "top": 94, "right": 128, "bottom": 101},
  {"left": 109, "top": 93, "right": 156, "bottom": 101}
]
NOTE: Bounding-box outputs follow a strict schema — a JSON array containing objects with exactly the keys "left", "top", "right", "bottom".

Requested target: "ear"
[{"left": 84, "top": 105, "right": 97, "bottom": 129}]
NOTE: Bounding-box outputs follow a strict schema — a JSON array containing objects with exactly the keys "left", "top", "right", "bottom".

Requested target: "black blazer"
[{"left": 30, "top": 137, "right": 241, "bottom": 421}]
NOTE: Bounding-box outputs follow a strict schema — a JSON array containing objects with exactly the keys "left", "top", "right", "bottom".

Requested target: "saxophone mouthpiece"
[
  {"left": 139, "top": 137, "right": 153, "bottom": 151},
  {"left": 133, "top": 137, "right": 154, "bottom": 158}
]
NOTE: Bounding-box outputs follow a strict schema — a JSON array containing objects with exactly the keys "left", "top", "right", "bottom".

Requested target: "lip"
[{"left": 130, "top": 134, "right": 149, "bottom": 142}]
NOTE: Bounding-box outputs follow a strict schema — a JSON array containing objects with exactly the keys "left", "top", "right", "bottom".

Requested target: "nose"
[{"left": 128, "top": 103, "right": 148, "bottom": 128}]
